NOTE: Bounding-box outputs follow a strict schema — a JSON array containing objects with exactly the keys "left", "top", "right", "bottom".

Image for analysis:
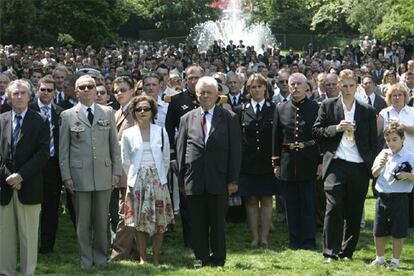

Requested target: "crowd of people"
[{"left": 1, "top": 36, "right": 414, "bottom": 274}]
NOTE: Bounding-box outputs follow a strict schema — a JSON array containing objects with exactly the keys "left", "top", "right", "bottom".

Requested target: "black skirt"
[{"left": 238, "top": 173, "right": 280, "bottom": 197}]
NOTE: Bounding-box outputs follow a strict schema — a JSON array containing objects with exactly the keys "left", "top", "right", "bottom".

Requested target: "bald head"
[{"left": 325, "top": 73, "right": 339, "bottom": 98}]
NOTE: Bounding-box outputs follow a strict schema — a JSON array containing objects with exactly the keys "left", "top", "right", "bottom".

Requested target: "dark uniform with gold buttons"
[
  {"left": 272, "top": 96, "right": 319, "bottom": 249},
  {"left": 165, "top": 89, "right": 200, "bottom": 248},
  {"left": 235, "top": 100, "right": 278, "bottom": 196}
]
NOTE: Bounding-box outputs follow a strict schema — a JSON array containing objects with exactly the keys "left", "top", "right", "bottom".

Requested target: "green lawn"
[{"left": 36, "top": 191, "right": 414, "bottom": 275}]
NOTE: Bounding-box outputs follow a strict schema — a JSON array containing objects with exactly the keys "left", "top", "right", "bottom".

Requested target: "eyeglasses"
[
  {"left": 113, "top": 87, "right": 129, "bottom": 94},
  {"left": 78, "top": 84, "right": 95, "bottom": 91},
  {"left": 39, "top": 88, "right": 54, "bottom": 93},
  {"left": 279, "top": 80, "right": 288, "bottom": 83},
  {"left": 96, "top": 91, "right": 107, "bottom": 96},
  {"left": 135, "top": 107, "right": 152, "bottom": 113}
]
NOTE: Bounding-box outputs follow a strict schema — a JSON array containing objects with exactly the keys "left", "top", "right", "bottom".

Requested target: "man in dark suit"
[
  {"left": 0, "top": 72, "right": 12, "bottom": 114},
  {"left": 272, "top": 73, "right": 320, "bottom": 249},
  {"left": 165, "top": 65, "right": 204, "bottom": 248},
  {"left": 310, "top": 73, "right": 327, "bottom": 103},
  {"left": 371, "top": 60, "right": 384, "bottom": 85},
  {"left": 29, "top": 76, "right": 64, "bottom": 254},
  {"left": 226, "top": 72, "right": 244, "bottom": 109},
  {"left": 177, "top": 76, "right": 241, "bottom": 267},
  {"left": 360, "top": 75, "right": 387, "bottom": 114},
  {"left": 313, "top": 69, "right": 377, "bottom": 264},
  {"left": 0, "top": 79, "right": 50, "bottom": 275}
]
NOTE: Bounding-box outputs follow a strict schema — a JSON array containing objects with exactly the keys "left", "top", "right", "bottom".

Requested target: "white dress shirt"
[{"left": 334, "top": 99, "right": 364, "bottom": 163}]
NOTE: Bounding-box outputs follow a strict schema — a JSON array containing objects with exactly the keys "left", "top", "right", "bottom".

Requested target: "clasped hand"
[{"left": 6, "top": 173, "right": 23, "bottom": 190}]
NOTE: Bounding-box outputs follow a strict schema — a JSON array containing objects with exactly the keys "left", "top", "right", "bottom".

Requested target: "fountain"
[{"left": 187, "top": 0, "right": 276, "bottom": 54}]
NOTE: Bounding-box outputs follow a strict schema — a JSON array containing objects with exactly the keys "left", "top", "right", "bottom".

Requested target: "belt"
[{"left": 281, "top": 140, "right": 316, "bottom": 151}]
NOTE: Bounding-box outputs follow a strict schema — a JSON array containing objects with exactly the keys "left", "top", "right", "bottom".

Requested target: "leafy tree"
[
  {"left": 128, "top": 0, "right": 220, "bottom": 33},
  {"left": 0, "top": 0, "right": 37, "bottom": 44}
]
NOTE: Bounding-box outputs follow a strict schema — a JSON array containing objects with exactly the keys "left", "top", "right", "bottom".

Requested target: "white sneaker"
[
  {"left": 370, "top": 259, "right": 386, "bottom": 266},
  {"left": 388, "top": 261, "right": 400, "bottom": 268}
]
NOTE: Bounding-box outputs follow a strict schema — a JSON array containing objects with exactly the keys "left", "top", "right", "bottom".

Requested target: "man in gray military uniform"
[{"left": 59, "top": 75, "right": 121, "bottom": 269}]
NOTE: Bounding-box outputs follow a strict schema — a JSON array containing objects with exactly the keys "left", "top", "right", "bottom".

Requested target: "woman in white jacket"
[{"left": 121, "top": 95, "right": 174, "bottom": 265}]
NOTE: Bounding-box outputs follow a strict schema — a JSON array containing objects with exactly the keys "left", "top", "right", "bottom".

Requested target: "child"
[{"left": 370, "top": 122, "right": 414, "bottom": 268}]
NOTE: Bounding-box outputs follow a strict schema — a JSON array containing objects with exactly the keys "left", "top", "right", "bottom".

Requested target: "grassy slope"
[{"left": 36, "top": 190, "right": 414, "bottom": 275}]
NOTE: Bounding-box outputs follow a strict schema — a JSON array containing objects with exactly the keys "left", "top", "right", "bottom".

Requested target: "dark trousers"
[
  {"left": 315, "top": 178, "right": 326, "bottom": 229},
  {"left": 109, "top": 188, "right": 124, "bottom": 233},
  {"left": 187, "top": 193, "right": 227, "bottom": 266},
  {"left": 323, "top": 159, "right": 369, "bottom": 258},
  {"left": 40, "top": 157, "right": 62, "bottom": 251},
  {"left": 179, "top": 193, "right": 192, "bottom": 247},
  {"left": 283, "top": 180, "right": 316, "bottom": 249}
]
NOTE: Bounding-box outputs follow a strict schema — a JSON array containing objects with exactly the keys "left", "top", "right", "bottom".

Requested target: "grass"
[{"left": 35, "top": 189, "right": 414, "bottom": 275}]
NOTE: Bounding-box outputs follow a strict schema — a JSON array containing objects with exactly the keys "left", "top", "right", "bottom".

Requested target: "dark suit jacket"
[
  {"left": 312, "top": 97, "right": 377, "bottom": 179},
  {"left": 372, "top": 94, "right": 387, "bottom": 115},
  {"left": 177, "top": 106, "right": 242, "bottom": 195},
  {"left": 234, "top": 100, "right": 275, "bottom": 175},
  {"left": 0, "top": 109, "right": 50, "bottom": 205},
  {"left": 29, "top": 101, "right": 63, "bottom": 159},
  {"left": 227, "top": 93, "right": 244, "bottom": 109}
]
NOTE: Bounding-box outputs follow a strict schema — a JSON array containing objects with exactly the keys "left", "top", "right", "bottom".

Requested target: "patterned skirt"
[{"left": 123, "top": 165, "right": 175, "bottom": 236}]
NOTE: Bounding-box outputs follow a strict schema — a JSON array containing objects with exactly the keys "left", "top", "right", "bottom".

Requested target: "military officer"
[
  {"left": 272, "top": 72, "right": 320, "bottom": 249},
  {"left": 59, "top": 75, "right": 121, "bottom": 269}
]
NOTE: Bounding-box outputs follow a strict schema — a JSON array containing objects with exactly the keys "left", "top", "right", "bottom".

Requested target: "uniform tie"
[
  {"left": 256, "top": 103, "right": 261, "bottom": 119},
  {"left": 232, "top": 96, "right": 237, "bottom": 106},
  {"left": 367, "top": 96, "right": 372, "bottom": 106},
  {"left": 87, "top": 107, "right": 94, "bottom": 125}
]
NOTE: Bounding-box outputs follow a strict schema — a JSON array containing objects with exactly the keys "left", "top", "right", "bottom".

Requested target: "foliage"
[
  {"left": 246, "top": 0, "right": 313, "bottom": 33},
  {"left": 57, "top": 33, "right": 75, "bottom": 46},
  {"left": 128, "top": 0, "right": 220, "bottom": 33},
  {"left": 0, "top": 0, "right": 37, "bottom": 44}
]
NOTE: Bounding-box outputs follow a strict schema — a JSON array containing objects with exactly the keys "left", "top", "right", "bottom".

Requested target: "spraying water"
[{"left": 187, "top": 0, "right": 276, "bottom": 54}]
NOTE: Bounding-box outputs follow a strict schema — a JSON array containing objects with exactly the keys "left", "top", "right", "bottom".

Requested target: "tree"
[
  {"left": 128, "top": 0, "right": 220, "bottom": 33},
  {"left": 0, "top": 0, "right": 37, "bottom": 44}
]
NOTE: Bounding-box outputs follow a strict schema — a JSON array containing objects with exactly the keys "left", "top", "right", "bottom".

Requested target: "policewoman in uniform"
[
  {"left": 235, "top": 74, "right": 278, "bottom": 247},
  {"left": 272, "top": 73, "right": 320, "bottom": 250}
]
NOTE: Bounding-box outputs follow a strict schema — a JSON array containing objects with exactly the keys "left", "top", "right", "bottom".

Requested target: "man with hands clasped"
[{"left": 370, "top": 122, "right": 414, "bottom": 268}]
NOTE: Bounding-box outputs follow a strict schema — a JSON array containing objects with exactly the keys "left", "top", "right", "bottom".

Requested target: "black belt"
[{"left": 281, "top": 140, "right": 316, "bottom": 151}]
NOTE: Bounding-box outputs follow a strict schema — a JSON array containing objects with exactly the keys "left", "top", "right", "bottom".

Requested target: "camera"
[{"left": 392, "top": 161, "right": 412, "bottom": 180}]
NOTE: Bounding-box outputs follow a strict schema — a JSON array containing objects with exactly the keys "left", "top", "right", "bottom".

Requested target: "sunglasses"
[
  {"left": 39, "top": 87, "right": 54, "bottom": 93},
  {"left": 135, "top": 107, "right": 152, "bottom": 113},
  {"left": 96, "top": 91, "right": 107, "bottom": 96},
  {"left": 78, "top": 84, "right": 95, "bottom": 91},
  {"left": 113, "top": 87, "right": 129, "bottom": 94},
  {"left": 279, "top": 80, "right": 288, "bottom": 83}
]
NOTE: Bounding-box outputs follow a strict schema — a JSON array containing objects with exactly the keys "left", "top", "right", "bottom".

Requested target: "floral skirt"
[{"left": 123, "top": 165, "right": 175, "bottom": 236}]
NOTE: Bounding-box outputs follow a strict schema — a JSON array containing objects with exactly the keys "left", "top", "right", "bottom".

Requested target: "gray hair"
[
  {"left": 75, "top": 75, "right": 96, "bottom": 89},
  {"left": 5, "top": 79, "right": 31, "bottom": 98},
  {"left": 289, "top": 73, "right": 307, "bottom": 84},
  {"left": 226, "top": 71, "right": 242, "bottom": 82},
  {"left": 196, "top": 76, "right": 218, "bottom": 93},
  {"left": 185, "top": 65, "right": 204, "bottom": 76}
]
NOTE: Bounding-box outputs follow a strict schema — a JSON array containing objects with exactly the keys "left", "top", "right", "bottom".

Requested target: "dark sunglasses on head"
[
  {"left": 78, "top": 84, "right": 95, "bottom": 91},
  {"left": 39, "top": 88, "right": 54, "bottom": 93},
  {"left": 135, "top": 107, "right": 152, "bottom": 113},
  {"left": 114, "top": 87, "right": 129, "bottom": 94}
]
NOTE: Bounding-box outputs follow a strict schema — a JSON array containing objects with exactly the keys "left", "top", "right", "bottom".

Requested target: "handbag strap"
[{"left": 161, "top": 127, "right": 164, "bottom": 152}]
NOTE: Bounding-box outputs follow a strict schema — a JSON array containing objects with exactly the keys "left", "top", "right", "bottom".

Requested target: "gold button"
[{"left": 257, "top": 147, "right": 260, "bottom": 150}]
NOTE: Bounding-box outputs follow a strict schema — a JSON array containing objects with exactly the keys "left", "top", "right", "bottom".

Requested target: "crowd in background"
[{"left": 1, "top": 35, "right": 414, "bottom": 274}]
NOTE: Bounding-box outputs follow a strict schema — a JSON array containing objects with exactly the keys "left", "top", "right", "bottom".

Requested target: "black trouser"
[
  {"left": 180, "top": 193, "right": 192, "bottom": 247},
  {"left": 109, "top": 188, "right": 124, "bottom": 234},
  {"left": 283, "top": 180, "right": 316, "bottom": 249},
  {"left": 40, "top": 157, "right": 62, "bottom": 251},
  {"left": 323, "top": 159, "right": 369, "bottom": 259},
  {"left": 187, "top": 193, "right": 227, "bottom": 266}
]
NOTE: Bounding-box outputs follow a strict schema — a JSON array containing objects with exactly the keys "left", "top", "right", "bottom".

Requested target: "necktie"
[
  {"left": 320, "top": 94, "right": 326, "bottom": 101},
  {"left": 256, "top": 103, "right": 261, "bottom": 119},
  {"left": 58, "top": 92, "right": 63, "bottom": 104},
  {"left": 367, "top": 96, "right": 372, "bottom": 106},
  {"left": 283, "top": 98, "right": 287, "bottom": 102},
  {"left": 232, "top": 96, "right": 237, "bottom": 106},
  {"left": 202, "top": 111, "right": 208, "bottom": 142},
  {"left": 12, "top": 115, "right": 22, "bottom": 158},
  {"left": 41, "top": 106, "right": 55, "bottom": 156},
  {"left": 87, "top": 107, "right": 94, "bottom": 125}
]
